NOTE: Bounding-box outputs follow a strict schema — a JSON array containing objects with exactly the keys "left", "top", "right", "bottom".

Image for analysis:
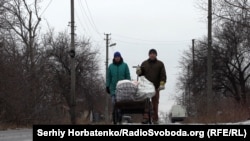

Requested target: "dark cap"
[
  {"left": 149, "top": 49, "right": 157, "bottom": 55},
  {"left": 114, "top": 51, "right": 121, "bottom": 58}
]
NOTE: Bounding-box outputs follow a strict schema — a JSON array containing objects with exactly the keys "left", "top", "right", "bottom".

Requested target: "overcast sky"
[{"left": 39, "top": 0, "right": 207, "bottom": 113}]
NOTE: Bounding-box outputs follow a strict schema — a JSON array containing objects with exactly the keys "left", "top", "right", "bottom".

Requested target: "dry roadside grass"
[
  {"left": 1, "top": 101, "right": 249, "bottom": 130},
  {"left": 183, "top": 103, "right": 250, "bottom": 124}
]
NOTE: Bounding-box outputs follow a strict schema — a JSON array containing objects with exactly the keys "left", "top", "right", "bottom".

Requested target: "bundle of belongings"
[{"left": 116, "top": 76, "right": 155, "bottom": 102}]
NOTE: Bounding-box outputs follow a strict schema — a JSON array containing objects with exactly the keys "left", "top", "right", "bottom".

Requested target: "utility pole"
[
  {"left": 104, "top": 33, "right": 116, "bottom": 123},
  {"left": 207, "top": 0, "right": 212, "bottom": 115},
  {"left": 70, "top": 0, "right": 76, "bottom": 124},
  {"left": 192, "top": 39, "right": 195, "bottom": 73},
  {"left": 105, "top": 33, "right": 111, "bottom": 123},
  {"left": 191, "top": 39, "right": 195, "bottom": 116}
]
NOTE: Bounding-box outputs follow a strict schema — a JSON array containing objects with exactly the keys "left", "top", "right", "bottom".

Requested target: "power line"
[
  {"left": 84, "top": 0, "right": 101, "bottom": 34},
  {"left": 112, "top": 37, "right": 190, "bottom": 45},
  {"left": 75, "top": 11, "right": 91, "bottom": 36},
  {"left": 40, "top": 0, "right": 52, "bottom": 16},
  {"left": 77, "top": 0, "right": 103, "bottom": 40},
  {"left": 114, "top": 34, "right": 185, "bottom": 43}
]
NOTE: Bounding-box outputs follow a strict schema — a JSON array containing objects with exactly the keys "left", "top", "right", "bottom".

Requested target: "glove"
[
  {"left": 158, "top": 81, "right": 165, "bottom": 91},
  {"left": 136, "top": 67, "right": 142, "bottom": 75},
  {"left": 106, "top": 87, "right": 110, "bottom": 94}
]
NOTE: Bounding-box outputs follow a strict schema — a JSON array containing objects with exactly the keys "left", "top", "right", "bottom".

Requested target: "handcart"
[
  {"left": 112, "top": 97, "right": 153, "bottom": 125},
  {"left": 112, "top": 76, "right": 155, "bottom": 125}
]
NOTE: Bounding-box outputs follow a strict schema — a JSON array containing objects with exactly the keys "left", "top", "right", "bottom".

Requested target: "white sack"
[
  {"left": 135, "top": 76, "right": 155, "bottom": 101},
  {"left": 116, "top": 80, "right": 138, "bottom": 102}
]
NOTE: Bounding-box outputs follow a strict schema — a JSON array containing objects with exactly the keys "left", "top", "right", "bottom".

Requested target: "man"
[
  {"left": 106, "top": 51, "right": 131, "bottom": 106},
  {"left": 136, "top": 49, "right": 167, "bottom": 124}
]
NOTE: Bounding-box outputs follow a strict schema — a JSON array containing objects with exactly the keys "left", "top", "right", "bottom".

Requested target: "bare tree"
[
  {"left": 213, "top": 20, "right": 250, "bottom": 105},
  {"left": 0, "top": 0, "right": 107, "bottom": 126},
  {"left": 0, "top": 0, "right": 52, "bottom": 125},
  {"left": 42, "top": 29, "right": 106, "bottom": 124},
  {"left": 177, "top": 0, "right": 250, "bottom": 122}
]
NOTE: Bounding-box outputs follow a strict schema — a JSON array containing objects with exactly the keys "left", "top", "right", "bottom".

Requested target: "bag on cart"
[
  {"left": 135, "top": 76, "right": 155, "bottom": 101},
  {"left": 116, "top": 80, "right": 138, "bottom": 102}
]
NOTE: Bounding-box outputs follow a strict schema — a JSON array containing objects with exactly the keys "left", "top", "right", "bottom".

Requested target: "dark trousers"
[
  {"left": 152, "top": 89, "right": 159, "bottom": 121},
  {"left": 143, "top": 89, "right": 160, "bottom": 121}
]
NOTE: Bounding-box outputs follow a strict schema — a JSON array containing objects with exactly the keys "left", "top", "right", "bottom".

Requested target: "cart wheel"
[
  {"left": 113, "top": 108, "right": 122, "bottom": 125},
  {"left": 113, "top": 108, "right": 118, "bottom": 125},
  {"left": 147, "top": 98, "right": 153, "bottom": 124}
]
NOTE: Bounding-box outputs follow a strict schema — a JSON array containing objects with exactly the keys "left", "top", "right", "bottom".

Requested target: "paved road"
[
  {"left": 0, "top": 128, "right": 32, "bottom": 141},
  {"left": 0, "top": 122, "right": 171, "bottom": 141}
]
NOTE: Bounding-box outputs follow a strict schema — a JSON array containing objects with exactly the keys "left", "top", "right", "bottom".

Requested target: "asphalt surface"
[
  {"left": 0, "top": 122, "right": 169, "bottom": 141},
  {"left": 0, "top": 128, "right": 32, "bottom": 141}
]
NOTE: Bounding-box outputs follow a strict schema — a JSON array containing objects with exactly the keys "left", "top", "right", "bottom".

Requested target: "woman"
[{"left": 106, "top": 51, "right": 131, "bottom": 105}]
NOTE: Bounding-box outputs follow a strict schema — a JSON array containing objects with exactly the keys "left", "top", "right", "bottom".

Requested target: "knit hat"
[
  {"left": 114, "top": 51, "right": 121, "bottom": 58},
  {"left": 149, "top": 49, "right": 157, "bottom": 55}
]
